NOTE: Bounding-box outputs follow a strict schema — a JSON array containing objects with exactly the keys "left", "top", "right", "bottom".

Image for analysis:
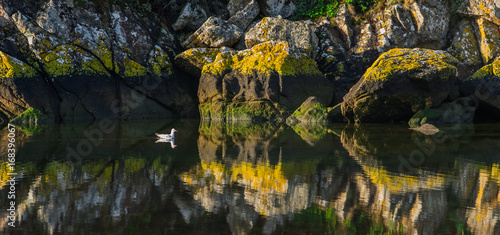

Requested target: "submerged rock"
[
  {"left": 410, "top": 123, "right": 440, "bottom": 135},
  {"left": 342, "top": 48, "right": 458, "bottom": 123},
  {"left": 408, "top": 97, "right": 476, "bottom": 128},
  {"left": 182, "top": 17, "right": 243, "bottom": 49},
  {"left": 244, "top": 17, "right": 318, "bottom": 58},
  {"left": 198, "top": 41, "right": 334, "bottom": 122}
]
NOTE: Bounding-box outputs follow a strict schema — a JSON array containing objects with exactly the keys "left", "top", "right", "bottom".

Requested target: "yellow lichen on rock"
[
  {"left": 475, "top": 18, "right": 500, "bottom": 64},
  {"left": 471, "top": 57, "right": 500, "bottom": 79},
  {"left": 202, "top": 41, "right": 322, "bottom": 77},
  {"left": 175, "top": 47, "right": 232, "bottom": 77},
  {"left": 149, "top": 46, "right": 172, "bottom": 76},
  {"left": 123, "top": 58, "right": 148, "bottom": 77},
  {"left": 363, "top": 48, "right": 458, "bottom": 82},
  {"left": 0, "top": 51, "right": 37, "bottom": 78},
  {"left": 42, "top": 44, "right": 79, "bottom": 76}
]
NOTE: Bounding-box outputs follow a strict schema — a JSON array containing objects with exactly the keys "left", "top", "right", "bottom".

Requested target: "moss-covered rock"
[
  {"left": 286, "top": 96, "right": 329, "bottom": 125},
  {"left": 198, "top": 41, "right": 334, "bottom": 122},
  {"left": 342, "top": 48, "right": 458, "bottom": 123}
]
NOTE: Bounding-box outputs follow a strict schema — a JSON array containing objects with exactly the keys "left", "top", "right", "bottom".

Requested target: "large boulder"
[
  {"left": 342, "top": 48, "right": 459, "bottom": 123},
  {"left": 198, "top": 41, "right": 334, "bottom": 122},
  {"left": 460, "top": 57, "right": 500, "bottom": 116},
  {"left": 172, "top": 3, "right": 208, "bottom": 32},
  {"left": 182, "top": 17, "right": 244, "bottom": 49},
  {"left": 244, "top": 17, "right": 318, "bottom": 58},
  {"left": 227, "top": 0, "right": 260, "bottom": 30},
  {"left": 447, "top": 20, "right": 483, "bottom": 66}
]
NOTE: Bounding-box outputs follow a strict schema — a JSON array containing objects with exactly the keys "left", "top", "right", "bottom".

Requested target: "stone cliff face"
[
  {"left": 1, "top": 0, "right": 500, "bottom": 124},
  {"left": 0, "top": 0, "right": 199, "bottom": 123}
]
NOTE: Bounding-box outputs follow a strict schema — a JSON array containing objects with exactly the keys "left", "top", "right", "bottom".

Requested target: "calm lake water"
[{"left": 1, "top": 120, "right": 500, "bottom": 234}]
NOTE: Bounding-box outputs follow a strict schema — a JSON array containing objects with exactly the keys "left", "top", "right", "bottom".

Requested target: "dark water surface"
[{"left": 1, "top": 120, "right": 500, "bottom": 234}]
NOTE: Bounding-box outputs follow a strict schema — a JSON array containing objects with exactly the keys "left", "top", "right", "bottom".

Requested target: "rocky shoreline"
[{"left": 0, "top": 0, "right": 499, "bottom": 128}]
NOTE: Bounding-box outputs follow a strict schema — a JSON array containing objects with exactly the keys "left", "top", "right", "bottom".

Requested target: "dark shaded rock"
[
  {"left": 327, "top": 103, "right": 344, "bottom": 123},
  {"left": 342, "top": 48, "right": 458, "bottom": 123},
  {"left": 256, "top": 0, "right": 295, "bottom": 18},
  {"left": 172, "top": 2, "right": 208, "bottom": 31}
]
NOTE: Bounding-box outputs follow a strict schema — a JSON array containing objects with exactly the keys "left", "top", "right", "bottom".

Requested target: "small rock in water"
[{"left": 410, "top": 123, "right": 440, "bottom": 135}]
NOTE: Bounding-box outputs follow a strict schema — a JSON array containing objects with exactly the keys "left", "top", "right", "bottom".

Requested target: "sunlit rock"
[{"left": 342, "top": 48, "right": 458, "bottom": 123}]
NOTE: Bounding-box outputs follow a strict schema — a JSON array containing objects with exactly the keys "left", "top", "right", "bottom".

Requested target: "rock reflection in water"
[{"left": 1, "top": 121, "right": 500, "bottom": 234}]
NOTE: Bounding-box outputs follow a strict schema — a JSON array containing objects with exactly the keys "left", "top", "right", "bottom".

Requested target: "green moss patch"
[{"left": 11, "top": 108, "right": 47, "bottom": 125}]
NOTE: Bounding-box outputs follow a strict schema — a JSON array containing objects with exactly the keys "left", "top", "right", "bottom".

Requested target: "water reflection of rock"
[
  {"left": 0, "top": 158, "right": 175, "bottom": 234},
  {"left": 3, "top": 122, "right": 500, "bottom": 234},
  {"left": 339, "top": 124, "right": 500, "bottom": 234},
  {"left": 182, "top": 122, "right": 314, "bottom": 234}
]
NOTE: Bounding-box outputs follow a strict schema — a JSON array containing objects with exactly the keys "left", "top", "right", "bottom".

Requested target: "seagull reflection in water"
[{"left": 155, "top": 138, "right": 177, "bottom": 148}]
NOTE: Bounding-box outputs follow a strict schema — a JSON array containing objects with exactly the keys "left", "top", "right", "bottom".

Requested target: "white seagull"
[{"left": 155, "top": 128, "right": 177, "bottom": 140}]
